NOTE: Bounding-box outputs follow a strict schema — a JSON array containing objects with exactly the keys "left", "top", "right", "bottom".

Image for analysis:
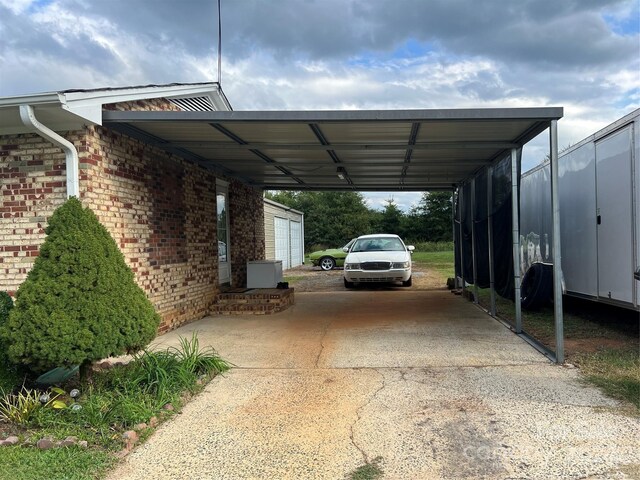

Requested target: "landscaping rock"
[
  {"left": 59, "top": 436, "right": 78, "bottom": 447},
  {"left": 122, "top": 430, "right": 138, "bottom": 449},
  {"left": 99, "top": 361, "right": 112, "bottom": 369},
  {"left": 3, "top": 436, "right": 19, "bottom": 446},
  {"left": 162, "top": 403, "right": 174, "bottom": 411},
  {"left": 37, "top": 438, "right": 55, "bottom": 450},
  {"left": 149, "top": 416, "right": 159, "bottom": 427},
  {"left": 134, "top": 423, "right": 147, "bottom": 431},
  {"left": 78, "top": 440, "right": 88, "bottom": 448}
]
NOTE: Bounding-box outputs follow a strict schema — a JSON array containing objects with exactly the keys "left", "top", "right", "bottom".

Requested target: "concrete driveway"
[{"left": 108, "top": 291, "right": 639, "bottom": 480}]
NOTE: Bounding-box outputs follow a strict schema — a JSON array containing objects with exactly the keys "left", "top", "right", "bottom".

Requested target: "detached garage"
[{"left": 264, "top": 198, "right": 305, "bottom": 270}]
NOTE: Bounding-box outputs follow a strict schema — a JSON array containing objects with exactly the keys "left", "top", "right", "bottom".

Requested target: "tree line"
[{"left": 265, "top": 191, "right": 453, "bottom": 249}]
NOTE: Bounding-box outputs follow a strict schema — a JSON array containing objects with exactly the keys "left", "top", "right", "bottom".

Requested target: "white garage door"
[
  {"left": 290, "top": 221, "right": 302, "bottom": 268},
  {"left": 274, "top": 217, "right": 290, "bottom": 270}
]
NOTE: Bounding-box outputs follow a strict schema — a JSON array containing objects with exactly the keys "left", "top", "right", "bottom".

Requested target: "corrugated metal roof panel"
[{"left": 103, "top": 107, "right": 563, "bottom": 190}]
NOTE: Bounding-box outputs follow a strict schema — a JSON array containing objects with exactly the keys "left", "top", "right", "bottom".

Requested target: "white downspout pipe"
[{"left": 19, "top": 104, "right": 80, "bottom": 198}]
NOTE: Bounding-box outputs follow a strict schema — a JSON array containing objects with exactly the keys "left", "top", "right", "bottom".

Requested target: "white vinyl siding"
[{"left": 264, "top": 199, "right": 304, "bottom": 270}]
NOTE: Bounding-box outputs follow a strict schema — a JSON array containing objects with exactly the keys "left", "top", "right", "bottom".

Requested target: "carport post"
[
  {"left": 550, "top": 120, "right": 565, "bottom": 363},
  {"left": 459, "top": 184, "right": 466, "bottom": 292},
  {"left": 487, "top": 166, "right": 496, "bottom": 316},
  {"left": 511, "top": 148, "right": 522, "bottom": 333},
  {"left": 471, "top": 178, "right": 479, "bottom": 303}
]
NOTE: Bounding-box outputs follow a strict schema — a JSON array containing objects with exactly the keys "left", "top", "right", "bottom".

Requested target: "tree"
[
  {"left": 266, "top": 191, "right": 374, "bottom": 248},
  {"left": 408, "top": 192, "right": 453, "bottom": 242},
  {"left": 376, "top": 198, "right": 403, "bottom": 234},
  {"left": 0, "top": 198, "right": 160, "bottom": 374}
]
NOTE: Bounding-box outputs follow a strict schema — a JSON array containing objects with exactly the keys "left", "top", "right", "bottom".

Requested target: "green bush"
[
  {"left": 0, "top": 291, "right": 13, "bottom": 324},
  {"left": 0, "top": 197, "right": 160, "bottom": 373}
]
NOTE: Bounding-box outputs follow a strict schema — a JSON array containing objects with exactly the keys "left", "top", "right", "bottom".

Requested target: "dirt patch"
[
  {"left": 564, "top": 337, "right": 635, "bottom": 355},
  {"left": 283, "top": 264, "right": 447, "bottom": 292}
]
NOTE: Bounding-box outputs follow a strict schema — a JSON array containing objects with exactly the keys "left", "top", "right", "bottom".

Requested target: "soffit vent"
[{"left": 169, "top": 96, "right": 215, "bottom": 111}]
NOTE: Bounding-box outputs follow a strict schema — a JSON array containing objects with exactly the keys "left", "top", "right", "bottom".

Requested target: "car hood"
[{"left": 345, "top": 251, "right": 410, "bottom": 263}]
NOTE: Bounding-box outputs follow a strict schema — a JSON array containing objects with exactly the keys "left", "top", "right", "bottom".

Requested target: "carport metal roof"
[
  {"left": 106, "top": 106, "right": 566, "bottom": 363},
  {"left": 103, "top": 107, "right": 563, "bottom": 191}
]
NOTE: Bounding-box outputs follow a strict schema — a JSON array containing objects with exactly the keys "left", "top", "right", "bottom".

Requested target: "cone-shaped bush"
[{"left": 0, "top": 197, "right": 160, "bottom": 373}]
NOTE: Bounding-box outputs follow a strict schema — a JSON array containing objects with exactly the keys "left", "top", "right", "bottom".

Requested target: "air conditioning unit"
[{"left": 247, "top": 260, "right": 283, "bottom": 288}]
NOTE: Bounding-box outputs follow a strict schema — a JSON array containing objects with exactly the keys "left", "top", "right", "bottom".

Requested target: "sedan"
[
  {"left": 309, "top": 239, "right": 355, "bottom": 271},
  {"left": 343, "top": 234, "right": 414, "bottom": 288}
]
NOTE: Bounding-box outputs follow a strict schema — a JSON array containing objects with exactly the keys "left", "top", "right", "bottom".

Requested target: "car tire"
[
  {"left": 402, "top": 277, "right": 412, "bottom": 287},
  {"left": 319, "top": 256, "right": 336, "bottom": 271},
  {"left": 344, "top": 278, "right": 354, "bottom": 288}
]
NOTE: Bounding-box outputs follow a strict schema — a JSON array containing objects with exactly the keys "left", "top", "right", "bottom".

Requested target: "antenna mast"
[{"left": 217, "top": 0, "right": 222, "bottom": 84}]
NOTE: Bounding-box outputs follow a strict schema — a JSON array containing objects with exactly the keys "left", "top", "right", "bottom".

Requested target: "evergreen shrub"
[
  {"left": 0, "top": 291, "right": 14, "bottom": 366},
  {"left": 0, "top": 198, "right": 160, "bottom": 372}
]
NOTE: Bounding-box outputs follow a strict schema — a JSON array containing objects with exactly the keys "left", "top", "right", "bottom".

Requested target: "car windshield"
[
  {"left": 351, "top": 237, "right": 405, "bottom": 252},
  {"left": 343, "top": 239, "right": 355, "bottom": 250}
]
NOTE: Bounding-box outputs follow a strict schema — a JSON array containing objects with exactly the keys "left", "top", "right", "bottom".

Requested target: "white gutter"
[{"left": 19, "top": 104, "right": 80, "bottom": 198}]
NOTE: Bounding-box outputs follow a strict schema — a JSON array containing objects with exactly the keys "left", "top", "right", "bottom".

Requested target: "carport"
[{"left": 103, "top": 107, "right": 565, "bottom": 361}]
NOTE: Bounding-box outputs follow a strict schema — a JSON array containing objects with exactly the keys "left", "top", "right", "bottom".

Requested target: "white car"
[{"left": 343, "top": 234, "right": 414, "bottom": 288}]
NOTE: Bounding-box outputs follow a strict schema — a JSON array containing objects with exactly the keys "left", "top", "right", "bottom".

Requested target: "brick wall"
[
  {"left": 0, "top": 99, "right": 265, "bottom": 333},
  {"left": 229, "top": 179, "right": 266, "bottom": 287},
  {"left": 0, "top": 133, "right": 76, "bottom": 295}
]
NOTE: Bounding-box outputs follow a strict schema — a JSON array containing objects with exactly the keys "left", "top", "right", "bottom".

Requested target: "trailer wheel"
[{"left": 521, "top": 263, "right": 553, "bottom": 310}]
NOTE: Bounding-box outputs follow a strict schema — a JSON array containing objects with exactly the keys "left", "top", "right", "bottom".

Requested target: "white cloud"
[{"left": 0, "top": 0, "right": 637, "bottom": 206}]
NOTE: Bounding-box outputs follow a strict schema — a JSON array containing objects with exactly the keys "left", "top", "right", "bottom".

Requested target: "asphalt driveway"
[{"left": 108, "top": 291, "right": 639, "bottom": 479}]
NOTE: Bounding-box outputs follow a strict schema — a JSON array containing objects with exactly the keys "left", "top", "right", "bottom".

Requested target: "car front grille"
[
  {"left": 357, "top": 277, "right": 404, "bottom": 282},
  {"left": 361, "top": 262, "right": 392, "bottom": 271}
]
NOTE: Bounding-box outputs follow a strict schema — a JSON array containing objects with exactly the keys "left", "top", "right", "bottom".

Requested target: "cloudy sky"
[{"left": 1, "top": 0, "right": 638, "bottom": 211}]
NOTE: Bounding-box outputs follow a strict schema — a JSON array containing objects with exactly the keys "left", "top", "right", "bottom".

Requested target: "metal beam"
[
  {"left": 550, "top": 120, "right": 564, "bottom": 363},
  {"left": 206, "top": 159, "right": 492, "bottom": 167},
  {"left": 459, "top": 184, "right": 466, "bottom": 293},
  {"left": 487, "top": 166, "right": 497, "bottom": 316},
  {"left": 260, "top": 184, "right": 456, "bottom": 191},
  {"left": 210, "top": 123, "right": 304, "bottom": 184},
  {"left": 511, "top": 148, "right": 522, "bottom": 333},
  {"left": 102, "top": 106, "right": 564, "bottom": 123},
  {"left": 168, "top": 141, "right": 519, "bottom": 151},
  {"left": 471, "top": 178, "right": 479, "bottom": 303},
  {"left": 308, "top": 123, "right": 342, "bottom": 163}
]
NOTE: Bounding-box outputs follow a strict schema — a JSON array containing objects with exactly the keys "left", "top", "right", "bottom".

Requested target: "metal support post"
[
  {"left": 471, "top": 178, "right": 479, "bottom": 303},
  {"left": 550, "top": 120, "right": 565, "bottom": 363},
  {"left": 487, "top": 166, "right": 496, "bottom": 316},
  {"left": 451, "top": 190, "right": 458, "bottom": 288},
  {"left": 511, "top": 149, "right": 522, "bottom": 333},
  {"left": 459, "top": 184, "right": 466, "bottom": 292}
]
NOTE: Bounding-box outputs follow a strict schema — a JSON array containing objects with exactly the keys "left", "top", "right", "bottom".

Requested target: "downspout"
[{"left": 19, "top": 104, "right": 80, "bottom": 198}]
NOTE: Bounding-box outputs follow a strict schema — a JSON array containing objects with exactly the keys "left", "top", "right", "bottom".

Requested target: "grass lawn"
[
  {"left": 411, "top": 250, "right": 454, "bottom": 280},
  {"left": 0, "top": 334, "right": 230, "bottom": 480}
]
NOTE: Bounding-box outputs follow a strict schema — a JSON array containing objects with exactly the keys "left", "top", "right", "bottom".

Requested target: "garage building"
[{"left": 263, "top": 198, "right": 304, "bottom": 270}]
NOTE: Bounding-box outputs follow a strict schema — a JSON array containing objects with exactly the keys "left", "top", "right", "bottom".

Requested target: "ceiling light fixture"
[{"left": 337, "top": 166, "right": 346, "bottom": 180}]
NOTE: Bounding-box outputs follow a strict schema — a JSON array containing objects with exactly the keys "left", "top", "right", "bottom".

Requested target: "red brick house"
[{"left": 0, "top": 83, "right": 265, "bottom": 333}]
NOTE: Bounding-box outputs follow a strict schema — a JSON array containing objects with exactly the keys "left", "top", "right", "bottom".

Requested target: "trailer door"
[{"left": 595, "top": 126, "right": 634, "bottom": 304}]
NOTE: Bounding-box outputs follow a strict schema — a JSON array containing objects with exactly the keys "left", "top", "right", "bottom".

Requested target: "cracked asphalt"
[{"left": 107, "top": 291, "right": 640, "bottom": 480}]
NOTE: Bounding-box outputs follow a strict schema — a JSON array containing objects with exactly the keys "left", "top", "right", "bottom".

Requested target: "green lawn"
[
  {"left": 0, "top": 335, "right": 231, "bottom": 479},
  {"left": 411, "top": 250, "right": 454, "bottom": 280}
]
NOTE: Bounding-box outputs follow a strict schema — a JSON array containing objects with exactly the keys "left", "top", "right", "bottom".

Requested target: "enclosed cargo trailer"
[{"left": 520, "top": 109, "right": 639, "bottom": 311}]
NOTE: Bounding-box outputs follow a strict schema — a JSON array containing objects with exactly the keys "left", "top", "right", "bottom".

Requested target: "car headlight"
[
  {"left": 345, "top": 263, "right": 360, "bottom": 270},
  {"left": 392, "top": 262, "right": 410, "bottom": 269}
]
